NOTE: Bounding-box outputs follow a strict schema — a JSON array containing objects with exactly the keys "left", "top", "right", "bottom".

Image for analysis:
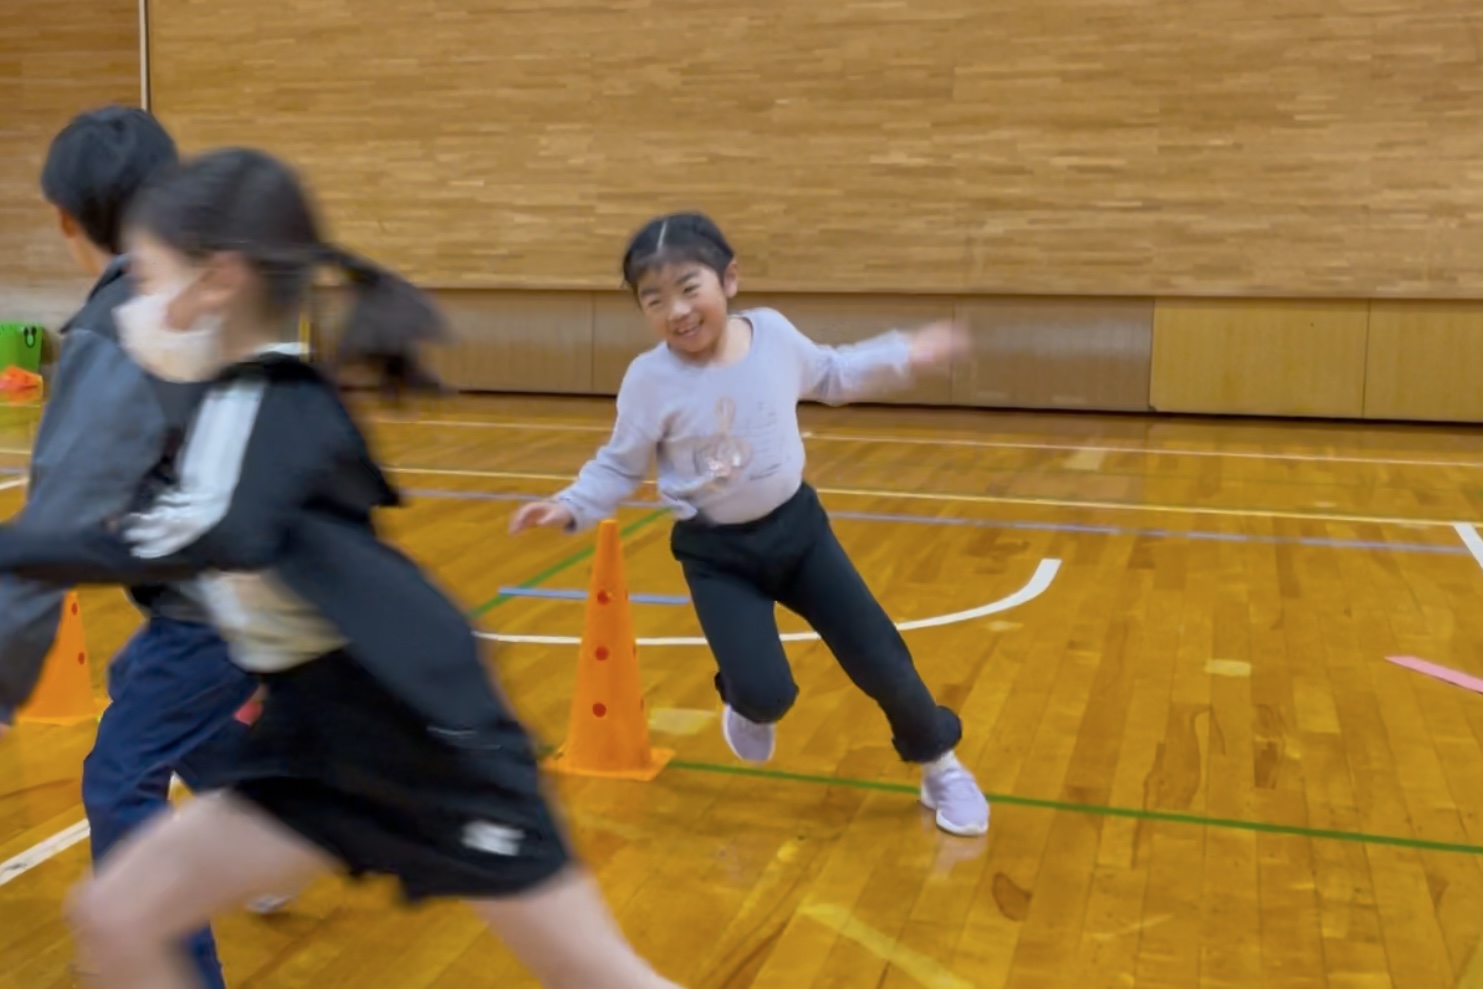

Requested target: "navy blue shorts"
[{"left": 228, "top": 650, "right": 571, "bottom": 902}]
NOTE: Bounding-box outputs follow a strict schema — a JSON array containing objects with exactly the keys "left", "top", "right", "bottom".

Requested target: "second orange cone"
[
  {"left": 546, "top": 519, "right": 673, "bottom": 781},
  {"left": 19, "top": 591, "right": 99, "bottom": 725}
]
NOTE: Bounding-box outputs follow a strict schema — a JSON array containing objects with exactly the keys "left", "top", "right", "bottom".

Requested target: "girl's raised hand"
[
  {"left": 509, "top": 500, "right": 575, "bottom": 534},
  {"left": 907, "top": 319, "right": 971, "bottom": 370}
]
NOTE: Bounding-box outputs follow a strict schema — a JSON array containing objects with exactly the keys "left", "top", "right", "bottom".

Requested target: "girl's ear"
[
  {"left": 193, "top": 252, "right": 252, "bottom": 313},
  {"left": 721, "top": 259, "right": 739, "bottom": 300}
]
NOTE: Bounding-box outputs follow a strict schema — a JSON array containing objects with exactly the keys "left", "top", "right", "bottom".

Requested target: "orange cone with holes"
[
  {"left": 19, "top": 592, "right": 99, "bottom": 725},
  {"left": 546, "top": 519, "right": 673, "bottom": 781}
]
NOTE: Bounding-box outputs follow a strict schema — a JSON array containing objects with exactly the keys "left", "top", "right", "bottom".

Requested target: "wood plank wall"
[
  {"left": 0, "top": 0, "right": 140, "bottom": 327},
  {"left": 5, "top": 1, "right": 1475, "bottom": 423},
  {"left": 148, "top": 0, "right": 1483, "bottom": 299},
  {"left": 313, "top": 290, "right": 1483, "bottom": 423}
]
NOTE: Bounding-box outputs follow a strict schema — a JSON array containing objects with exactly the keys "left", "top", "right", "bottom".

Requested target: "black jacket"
[
  {"left": 0, "top": 258, "right": 212, "bottom": 714},
  {"left": 0, "top": 354, "right": 508, "bottom": 736}
]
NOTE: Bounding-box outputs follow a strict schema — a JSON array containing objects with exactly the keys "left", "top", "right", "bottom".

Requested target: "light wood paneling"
[
  {"left": 316, "top": 289, "right": 1483, "bottom": 424},
  {"left": 150, "top": 0, "right": 1483, "bottom": 297},
  {"left": 317, "top": 289, "right": 595, "bottom": 394},
  {"left": 1365, "top": 302, "right": 1483, "bottom": 423},
  {"left": 0, "top": 0, "right": 140, "bottom": 326},
  {"left": 951, "top": 297, "right": 1153, "bottom": 412},
  {"left": 1149, "top": 299, "right": 1370, "bottom": 418},
  {"left": 590, "top": 293, "right": 653, "bottom": 396}
]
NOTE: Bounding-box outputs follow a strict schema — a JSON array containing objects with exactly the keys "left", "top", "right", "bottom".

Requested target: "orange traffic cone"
[
  {"left": 19, "top": 592, "right": 99, "bottom": 725},
  {"left": 546, "top": 519, "right": 673, "bottom": 781}
]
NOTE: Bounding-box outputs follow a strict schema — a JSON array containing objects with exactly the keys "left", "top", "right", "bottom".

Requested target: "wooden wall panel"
[
  {"left": 1365, "top": 302, "right": 1483, "bottom": 423},
  {"left": 1, "top": 0, "right": 139, "bottom": 327},
  {"left": 1149, "top": 300, "right": 1370, "bottom": 418},
  {"left": 313, "top": 290, "right": 1483, "bottom": 424},
  {"left": 951, "top": 298, "right": 1153, "bottom": 412},
  {"left": 590, "top": 294, "right": 655, "bottom": 396},
  {"left": 149, "top": 0, "right": 1483, "bottom": 298},
  {"left": 315, "top": 289, "right": 595, "bottom": 394}
]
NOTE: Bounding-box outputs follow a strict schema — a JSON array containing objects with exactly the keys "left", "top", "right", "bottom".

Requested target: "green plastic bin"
[{"left": 0, "top": 324, "right": 43, "bottom": 373}]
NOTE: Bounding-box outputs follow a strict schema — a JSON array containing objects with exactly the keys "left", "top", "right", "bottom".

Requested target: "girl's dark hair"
[
  {"left": 620, "top": 212, "right": 735, "bottom": 291},
  {"left": 127, "top": 147, "right": 448, "bottom": 391}
]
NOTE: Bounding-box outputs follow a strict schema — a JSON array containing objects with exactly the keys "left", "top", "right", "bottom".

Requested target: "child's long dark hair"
[
  {"left": 621, "top": 211, "right": 735, "bottom": 290},
  {"left": 127, "top": 147, "right": 448, "bottom": 392}
]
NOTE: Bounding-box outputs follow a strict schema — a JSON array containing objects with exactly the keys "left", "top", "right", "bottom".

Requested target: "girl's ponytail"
[{"left": 317, "top": 243, "right": 451, "bottom": 394}]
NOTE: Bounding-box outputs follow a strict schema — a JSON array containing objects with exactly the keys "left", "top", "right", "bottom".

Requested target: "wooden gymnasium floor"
[{"left": 3, "top": 393, "right": 1483, "bottom": 988}]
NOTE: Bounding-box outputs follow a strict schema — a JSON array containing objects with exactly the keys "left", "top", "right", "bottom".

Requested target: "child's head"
[
  {"left": 621, "top": 212, "right": 738, "bottom": 357},
  {"left": 40, "top": 105, "right": 178, "bottom": 276},
  {"left": 118, "top": 147, "right": 445, "bottom": 384}
]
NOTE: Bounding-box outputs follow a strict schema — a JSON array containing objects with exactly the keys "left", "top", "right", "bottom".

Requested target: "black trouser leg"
[
  {"left": 677, "top": 556, "right": 799, "bottom": 724},
  {"left": 778, "top": 500, "right": 962, "bottom": 763}
]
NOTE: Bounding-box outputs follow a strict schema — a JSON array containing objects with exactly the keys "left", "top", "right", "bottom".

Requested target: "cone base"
[{"left": 544, "top": 746, "right": 675, "bottom": 782}]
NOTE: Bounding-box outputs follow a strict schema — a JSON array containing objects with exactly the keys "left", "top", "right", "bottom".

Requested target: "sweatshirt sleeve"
[
  {"left": 553, "top": 363, "right": 659, "bottom": 532},
  {"left": 0, "top": 331, "right": 171, "bottom": 716},
  {"left": 0, "top": 379, "right": 347, "bottom": 588},
  {"left": 769, "top": 310, "right": 916, "bottom": 406}
]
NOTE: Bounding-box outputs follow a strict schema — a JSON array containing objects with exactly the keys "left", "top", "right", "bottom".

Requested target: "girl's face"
[
  {"left": 633, "top": 260, "right": 738, "bottom": 358},
  {"left": 126, "top": 229, "right": 248, "bottom": 332}
]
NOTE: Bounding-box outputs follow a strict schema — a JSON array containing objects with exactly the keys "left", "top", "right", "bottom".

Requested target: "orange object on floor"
[
  {"left": 0, "top": 365, "right": 42, "bottom": 405},
  {"left": 0, "top": 365, "right": 42, "bottom": 391},
  {"left": 546, "top": 519, "right": 673, "bottom": 781},
  {"left": 19, "top": 592, "right": 100, "bottom": 725}
]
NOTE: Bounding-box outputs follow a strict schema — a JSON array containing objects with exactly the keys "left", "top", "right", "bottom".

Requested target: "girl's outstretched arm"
[
  {"left": 778, "top": 311, "right": 968, "bottom": 406},
  {"left": 0, "top": 376, "right": 357, "bottom": 586}
]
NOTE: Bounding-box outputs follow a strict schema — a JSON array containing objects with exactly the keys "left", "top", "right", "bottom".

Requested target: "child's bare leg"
[
  {"left": 68, "top": 792, "right": 332, "bottom": 989},
  {"left": 466, "top": 866, "right": 685, "bottom": 989}
]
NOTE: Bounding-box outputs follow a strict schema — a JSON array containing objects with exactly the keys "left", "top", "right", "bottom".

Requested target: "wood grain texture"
[
  {"left": 1149, "top": 299, "right": 1371, "bottom": 417},
  {"left": 4, "top": 396, "right": 1483, "bottom": 986},
  {"left": 149, "top": 0, "right": 1483, "bottom": 297},
  {"left": 1365, "top": 301, "right": 1483, "bottom": 423},
  {"left": 0, "top": 0, "right": 139, "bottom": 326},
  {"left": 314, "top": 289, "right": 1483, "bottom": 422},
  {"left": 951, "top": 297, "right": 1154, "bottom": 412}
]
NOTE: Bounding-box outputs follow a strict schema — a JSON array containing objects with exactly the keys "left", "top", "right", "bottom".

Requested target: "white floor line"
[
  {"left": 383, "top": 464, "right": 1457, "bottom": 527},
  {"left": 0, "top": 477, "right": 28, "bottom": 492},
  {"left": 1454, "top": 522, "right": 1483, "bottom": 572},
  {"left": 368, "top": 416, "right": 1483, "bottom": 470},
  {"left": 0, "top": 819, "right": 89, "bottom": 888},
  {"left": 480, "top": 558, "right": 1060, "bottom": 646}
]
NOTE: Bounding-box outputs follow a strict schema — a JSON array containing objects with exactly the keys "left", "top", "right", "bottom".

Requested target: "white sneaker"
[
  {"left": 721, "top": 705, "right": 776, "bottom": 763},
  {"left": 920, "top": 752, "right": 990, "bottom": 837}
]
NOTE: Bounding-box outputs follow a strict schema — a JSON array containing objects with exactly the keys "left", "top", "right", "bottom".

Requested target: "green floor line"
[
  {"left": 666, "top": 759, "right": 1483, "bottom": 857},
  {"left": 469, "top": 508, "right": 670, "bottom": 616}
]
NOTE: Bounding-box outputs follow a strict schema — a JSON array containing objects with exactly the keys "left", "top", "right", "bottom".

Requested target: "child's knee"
[{"left": 729, "top": 676, "right": 798, "bottom": 723}]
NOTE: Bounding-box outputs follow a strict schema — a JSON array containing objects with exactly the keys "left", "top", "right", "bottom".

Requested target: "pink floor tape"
[{"left": 1386, "top": 656, "right": 1483, "bottom": 695}]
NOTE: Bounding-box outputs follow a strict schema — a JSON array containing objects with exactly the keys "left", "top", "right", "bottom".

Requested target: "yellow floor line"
[{"left": 798, "top": 902, "right": 974, "bottom": 989}]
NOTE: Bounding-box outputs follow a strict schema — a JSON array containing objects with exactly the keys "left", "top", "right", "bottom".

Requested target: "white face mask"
[{"left": 115, "top": 281, "right": 224, "bottom": 383}]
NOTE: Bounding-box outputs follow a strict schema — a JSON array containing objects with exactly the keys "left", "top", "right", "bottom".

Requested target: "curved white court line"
[{"left": 477, "top": 558, "right": 1061, "bottom": 646}]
